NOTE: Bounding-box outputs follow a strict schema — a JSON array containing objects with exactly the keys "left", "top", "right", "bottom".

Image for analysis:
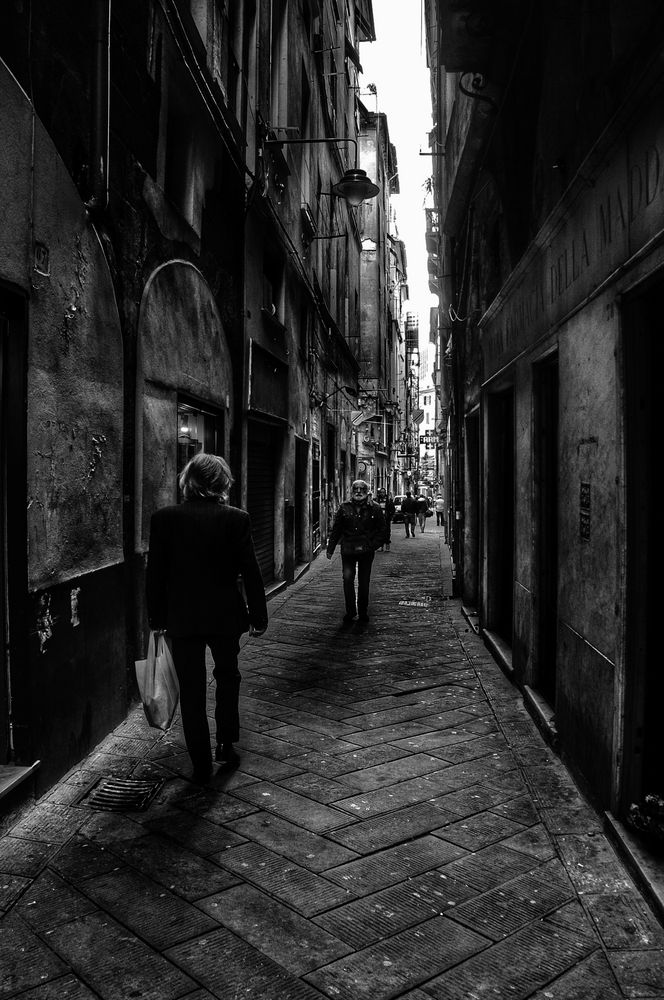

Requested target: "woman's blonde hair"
[{"left": 179, "top": 452, "right": 233, "bottom": 503}]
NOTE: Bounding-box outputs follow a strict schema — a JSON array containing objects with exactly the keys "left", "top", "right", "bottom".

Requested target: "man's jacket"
[
  {"left": 401, "top": 496, "right": 418, "bottom": 516},
  {"left": 146, "top": 500, "right": 268, "bottom": 637},
  {"left": 327, "top": 500, "right": 387, "bottom": 557}
]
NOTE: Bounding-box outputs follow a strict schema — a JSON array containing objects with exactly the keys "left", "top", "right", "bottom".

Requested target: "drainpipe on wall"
[{"left": 88, "top": 0, "right": 111, "bottom": 215}]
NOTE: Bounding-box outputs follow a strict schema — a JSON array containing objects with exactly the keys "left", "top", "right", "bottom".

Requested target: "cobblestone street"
[{"left": 2, "top": 526, "right": 664, "bottom": 999}]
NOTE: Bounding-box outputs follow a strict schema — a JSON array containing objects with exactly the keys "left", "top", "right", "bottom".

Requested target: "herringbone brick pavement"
[{"left": 1, "top": 526, "right": 663, "bottom": 999}]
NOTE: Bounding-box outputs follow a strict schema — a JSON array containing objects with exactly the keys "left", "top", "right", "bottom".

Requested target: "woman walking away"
[{"left": 146, "top": 453, "right": 267, "bottom": 784}]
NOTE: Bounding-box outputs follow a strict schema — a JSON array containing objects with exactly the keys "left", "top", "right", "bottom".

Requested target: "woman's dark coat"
[{"left": 146, "top": 500, "right": 268, "bottom": 637}]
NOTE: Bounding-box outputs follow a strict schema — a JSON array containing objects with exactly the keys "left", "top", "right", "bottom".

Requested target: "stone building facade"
[
  {"left": 0, "top": 0, "right": 405, "bottom": 797},
  {"left": 425, "top": 0, "right": 664, "bottom": 891}
]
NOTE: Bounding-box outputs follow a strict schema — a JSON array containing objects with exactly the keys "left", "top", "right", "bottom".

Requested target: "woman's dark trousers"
[
  {"left": 171, "top": 634, "right": 241, "bottom": 772},
  {"left": 341, "top": 553, "right": 375, "bottom": 617}
]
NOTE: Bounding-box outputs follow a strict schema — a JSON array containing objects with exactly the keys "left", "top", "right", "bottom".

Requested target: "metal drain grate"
[{"left": 79, "top": 776, "right": 163, "bottom": 812}]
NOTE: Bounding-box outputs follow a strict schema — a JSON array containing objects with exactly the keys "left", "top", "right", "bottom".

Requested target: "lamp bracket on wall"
[
  {"left": 458, "top": 72, "right": 499, "bottom": 111},
  {"left": 263, "top": 135, "right": 379, "bottom": 206}
]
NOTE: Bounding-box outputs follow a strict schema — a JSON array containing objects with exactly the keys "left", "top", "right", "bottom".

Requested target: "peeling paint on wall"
[
  {"left": 36, "top": 592, "right": 54, "bottom": 654},
  {"left": 60, "top": 296, "right": 79, "bottom": 347},
  {"left": 87, "top": 434, "right": 107, "bottom": 480},
  {"left": 58, "top": 236, "right": 90, "bottom": 348},
  {"left": 70, "top": 587, "right": 81, "bottom": 627}
]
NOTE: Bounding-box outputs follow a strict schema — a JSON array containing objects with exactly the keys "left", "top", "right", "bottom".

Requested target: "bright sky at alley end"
[{"left": 359, "top": 1, "right": 438, "bottom": 338}]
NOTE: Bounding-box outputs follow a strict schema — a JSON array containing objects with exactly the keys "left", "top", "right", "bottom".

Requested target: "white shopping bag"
[{"left": 135, "top": 631, "right": 180, "bottom": 730}]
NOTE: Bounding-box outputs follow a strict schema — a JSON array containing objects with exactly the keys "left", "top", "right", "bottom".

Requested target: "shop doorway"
[
  {"left": 486, "top": 387, "right": 515, "bottom": 645},
  {"left": 533, "top": 355, "right": 559, "bottom": 705},
  {"left": 622, "top": 279, "right": 663, "bottom": 813},
  {"left": 0, "top": 290, "right": 27, "bottom": 765}
]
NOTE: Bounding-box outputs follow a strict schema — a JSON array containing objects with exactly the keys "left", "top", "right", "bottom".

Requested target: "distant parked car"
[{"left": 392, "top": 495, "right": 406, "bottom": 522}]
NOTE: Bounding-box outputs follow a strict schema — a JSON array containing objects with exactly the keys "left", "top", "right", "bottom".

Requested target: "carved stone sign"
[{"left": 482, "top": 103, "right": 664, "bottom": 377}]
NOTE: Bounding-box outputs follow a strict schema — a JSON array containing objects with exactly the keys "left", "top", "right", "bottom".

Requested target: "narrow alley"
[{"left": 2, "top": 528, "right": 663, "bottom": 1000}]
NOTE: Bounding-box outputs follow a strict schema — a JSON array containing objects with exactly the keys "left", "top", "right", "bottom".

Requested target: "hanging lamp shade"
[{"left": 331, "top": 168, "right": 380, "bottom": 207}]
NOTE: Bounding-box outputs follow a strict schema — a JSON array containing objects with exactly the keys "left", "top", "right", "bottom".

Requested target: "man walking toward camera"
[{"left": 326, "top": 480, "right": 387, "bottom": 623}]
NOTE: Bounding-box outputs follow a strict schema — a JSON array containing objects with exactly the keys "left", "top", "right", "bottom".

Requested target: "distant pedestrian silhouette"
[
  {"left": 416, "top": 495, "right": 429, "bottom": 533},
  {"left": 376, "top": 488, "right": 395, "bottom": 551},
  {"left": 401, "top": 491, "right": 418, "bottom": 538}
]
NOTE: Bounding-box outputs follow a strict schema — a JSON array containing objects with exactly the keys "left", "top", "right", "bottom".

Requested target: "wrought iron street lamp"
[{"left": 263, "top": 136, "right": 380, "bottom": 207}]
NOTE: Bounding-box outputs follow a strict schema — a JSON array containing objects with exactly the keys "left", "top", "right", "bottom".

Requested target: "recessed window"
[{"left": 177, "top": 399, "right": 225, "bottom": 483}]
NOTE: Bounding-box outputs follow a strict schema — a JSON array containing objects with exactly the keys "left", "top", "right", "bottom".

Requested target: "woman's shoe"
[{"left": 215, "top": 743, "right": 240, "bottom": 767}]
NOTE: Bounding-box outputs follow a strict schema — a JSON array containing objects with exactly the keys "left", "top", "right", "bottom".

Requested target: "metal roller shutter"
[
  {"left": 295, "top": 437, "right": 308, "bottom": 564},
  {"left": 247, "top": 424, "right": 276, "bottom": 584}
]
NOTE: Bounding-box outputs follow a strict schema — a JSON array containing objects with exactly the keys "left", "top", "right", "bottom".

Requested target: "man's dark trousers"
[
  {"left": 171, "top": 635, "right": 241, "bottom": 771},
  {"left": 341, "top": 552, "right": 374, "bottom": 617}
]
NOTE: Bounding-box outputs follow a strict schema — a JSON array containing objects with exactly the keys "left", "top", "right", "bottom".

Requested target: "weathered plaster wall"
[
  {"left": 0, "top": 63, "right": 124, "bottom": 592},
  {"left": 558, "top": 297, "right": 618, "bottom": 657},
  {"left": 513, "top": 363, "right": 534, "bottom": 677},
  {"left": 557, "top": 621, "right": 615, "bottom": 804},
  {"left": 29, "top": 564, "right": 127, "bottom": 793},
  {"left": 0, "top": 65, "right": 31, "bottom": 285},
  {"left": 555, "top": 294, "right": 619, "bottom": 797},
  {"left": 28, "top": 218, "right": 123, "bottom": 587},
  {"left": 1, "top": 64, "right": 126, "bottom": 785}
]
